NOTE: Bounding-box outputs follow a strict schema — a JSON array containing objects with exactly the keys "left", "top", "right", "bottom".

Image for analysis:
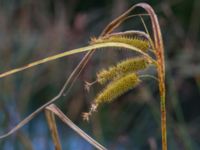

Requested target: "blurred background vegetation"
[{"left": 0, "top": 0, "right": 200, "bottom": 149}]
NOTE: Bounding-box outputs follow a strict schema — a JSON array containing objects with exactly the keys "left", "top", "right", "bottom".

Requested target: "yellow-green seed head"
[
  {"left": 95, "top": 73, "right": 140, "bottom": 105},
  {"left": 108, "top": 36, "right": 149, "bottom": 51},
  {"left": 91, "top": 35, "right": 150, "bottom": 52},
  {"left": 97, "top": 57, "right": 150, "bottom": 84}
]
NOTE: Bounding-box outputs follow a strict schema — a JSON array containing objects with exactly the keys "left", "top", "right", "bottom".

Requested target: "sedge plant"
[{"left": 0, "top": 3, "right": 167, "bottom": 150}]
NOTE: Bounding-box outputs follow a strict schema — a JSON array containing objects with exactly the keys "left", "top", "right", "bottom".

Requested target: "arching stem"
[{"left": 135, "top": 3, "right": 167, "bottom": 150}]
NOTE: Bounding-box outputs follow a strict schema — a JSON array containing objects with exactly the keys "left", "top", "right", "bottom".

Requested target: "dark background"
[{"left": 0, "top": 0, "right": 200, "bottom": 149}]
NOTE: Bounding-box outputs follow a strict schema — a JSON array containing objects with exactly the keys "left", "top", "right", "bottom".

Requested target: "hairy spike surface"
[
  {"left": 91, "top": 35, "right": 150, "bottom": 52},
  {"left": 97, "top": 57, "right": 150, "bottom": 84},
  {"left": 95, "top": 73, "right": 140, "bottom": 106}
]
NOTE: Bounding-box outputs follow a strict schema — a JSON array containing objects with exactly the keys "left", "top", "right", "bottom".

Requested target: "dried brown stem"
[
  {"left": 135, "top": 3, "right": 167, "bottom": 150},
  {"left": 45, "top": 109, "right": 62, "bottom": 150}
]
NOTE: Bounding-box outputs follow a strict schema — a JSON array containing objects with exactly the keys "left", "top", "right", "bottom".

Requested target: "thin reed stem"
[{"left": 45, "top": 109, "right": 62, "bottom": 150}]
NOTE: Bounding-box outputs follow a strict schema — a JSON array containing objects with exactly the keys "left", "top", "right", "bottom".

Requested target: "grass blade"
[{"left": 0, "top": 42, "right": 152, "bottom": 79}]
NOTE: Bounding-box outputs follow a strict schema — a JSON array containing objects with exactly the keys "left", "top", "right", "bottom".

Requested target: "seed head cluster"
[{"left": 84, "top": 33, "right": 152, "bottom": 121}]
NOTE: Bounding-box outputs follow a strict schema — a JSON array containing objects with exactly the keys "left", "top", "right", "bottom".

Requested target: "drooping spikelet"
[
  {"left": 97, "top": 57, "right": 150, "bottom": 84},
  {"left": 83, "top": 73, "right": 140, "bottom": 121},
  {"left": 91, "top": 35, "right": 150, "bottom": 52},
  {"left": 95, "top": 73, "right": 140, "bottom": 105}
]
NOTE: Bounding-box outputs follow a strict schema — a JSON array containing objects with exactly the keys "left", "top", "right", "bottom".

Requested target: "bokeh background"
[{"left": 0, "top": 0, "right": 200, "bottom": 149}]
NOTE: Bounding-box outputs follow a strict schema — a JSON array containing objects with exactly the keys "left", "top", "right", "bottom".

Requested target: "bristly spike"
[
  {"left": 95, "top": 73, "right": 140, "bottom": 105},
  {"left": 84, "top": 73, "right": 140, "bottom": 119},
  {"left": 92, "top": 35, "right": 150, "bottom": 52},
  {"left": 97, "top": 57, "right": 151, "bottom": 84},
  {"left": 91, "top": 30, "right": 152, "bottom": 52}
]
